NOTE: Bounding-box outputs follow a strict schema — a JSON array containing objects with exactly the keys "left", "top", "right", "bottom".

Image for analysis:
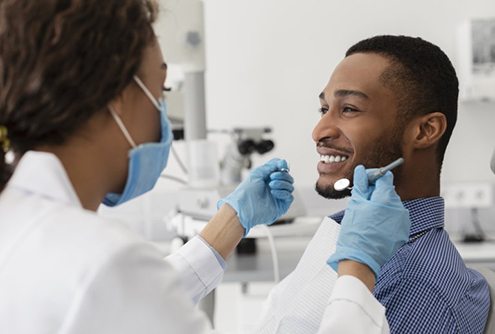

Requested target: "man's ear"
[{"left": 409, "top": 112, "right": 447, "bottom": 150}]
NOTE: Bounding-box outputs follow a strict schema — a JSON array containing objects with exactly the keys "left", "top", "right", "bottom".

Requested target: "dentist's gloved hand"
[
  {"left": 217, "top": 158, "right": 294, "bottom": 236},
  {"left": 327, "top": 165, "right": 411, "bottom": 278}
]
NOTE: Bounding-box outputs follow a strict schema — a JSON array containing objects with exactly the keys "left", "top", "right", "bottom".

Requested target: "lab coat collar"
[
  {"left": 329, "top": 197, "right": 445, "bottom": 238},
  {"left": 7, "top": 151, "right": 83, "bottom": 208}
]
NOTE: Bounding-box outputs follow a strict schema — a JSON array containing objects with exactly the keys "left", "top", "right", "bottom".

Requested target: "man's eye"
[
  {"left": 343, "top": 106, "right": 358, "bottom": 113},
  {"left": 318, "top": 107, "right": 329, "bottom": 115}
]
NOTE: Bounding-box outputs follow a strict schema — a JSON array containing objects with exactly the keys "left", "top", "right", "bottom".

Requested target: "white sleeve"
[
  {"left": 165, "top": 236, "right": 225, "bottom": 304},
  {"left": 59, "top": 241, "right": 216, "bottom": 334},
  {"left": 317, "top": 275, "right": 390, "bottom": 334}
]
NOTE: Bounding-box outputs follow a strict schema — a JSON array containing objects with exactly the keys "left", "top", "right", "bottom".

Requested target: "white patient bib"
[{"left": 253, "top": 217, "right": 341, "bottom": 334}]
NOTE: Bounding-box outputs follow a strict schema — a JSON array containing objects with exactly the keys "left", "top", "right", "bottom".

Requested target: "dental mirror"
[
  {"left": 334, "top": 178, "right": 351, "bottom": 191},
  {"left": 333, "top": 157, "right": 405, "bottom": 192}
]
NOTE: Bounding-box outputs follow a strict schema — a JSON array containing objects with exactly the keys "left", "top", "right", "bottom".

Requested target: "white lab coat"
[{"left": 0, "top": 151, "right": 388, "bottom": 333}]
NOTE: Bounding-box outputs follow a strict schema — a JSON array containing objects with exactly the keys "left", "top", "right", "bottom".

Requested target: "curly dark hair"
[
  {"left": 0, "top": 0, "right": 158, "bottom": 189},
  {"left": 346, "top": 35, "right": 459, "bottom": 171}
]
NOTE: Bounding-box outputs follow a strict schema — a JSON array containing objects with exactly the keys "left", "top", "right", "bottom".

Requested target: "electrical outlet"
[{"left": 442, "top": 183, "right": 493, "bottom": 208}]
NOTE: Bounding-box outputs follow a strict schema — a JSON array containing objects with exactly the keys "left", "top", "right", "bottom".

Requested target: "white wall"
[{"left": 202, "top": 0, "right": 495, "bottom": 188}]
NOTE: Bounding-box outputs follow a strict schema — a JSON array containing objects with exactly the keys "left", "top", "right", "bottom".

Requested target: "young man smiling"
[{"left": 253, "top": 35, "right": 490, "bottom": 334}]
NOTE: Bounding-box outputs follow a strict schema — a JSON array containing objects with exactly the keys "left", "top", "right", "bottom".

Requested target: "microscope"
[
  {"left": 175, "top": 127, "right": 275, "bottom": 224},
  {"left": 220, "top": 127, "right": 274, "bottom": 185}
]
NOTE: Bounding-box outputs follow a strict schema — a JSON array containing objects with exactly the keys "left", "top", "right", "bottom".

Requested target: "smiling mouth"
[
  {"left": 319, "top": 154, "right": 349, "bottom": 164},
  {"left": 317, "top": 152, "right": 353, "bottom": 177}
]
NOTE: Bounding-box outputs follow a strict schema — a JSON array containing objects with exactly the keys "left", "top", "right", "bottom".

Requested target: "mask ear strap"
[
  {"left": 133, "top": 75, "right": 160, "bottom": 110},
  {"left": 109, "top": 106, "right": 137, "bottom": 148}
]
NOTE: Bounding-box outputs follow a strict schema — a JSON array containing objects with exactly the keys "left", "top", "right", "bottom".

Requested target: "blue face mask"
[{"left": 103, "top": 76, "right": 173, "bottom": 207}]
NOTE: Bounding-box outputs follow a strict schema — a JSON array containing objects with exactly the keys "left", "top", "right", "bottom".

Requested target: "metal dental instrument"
[
  {"left": 333, "top": 178, "right": 352, "bottom": 192},
  {"left": 334, "top": 157, "right": 404, "bottom": 191},
  {"left": 279, "top": 162, "right": 290, "bottom": 173}
]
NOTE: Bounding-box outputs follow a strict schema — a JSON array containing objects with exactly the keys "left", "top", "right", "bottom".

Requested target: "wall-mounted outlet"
[{"left": 442, "top": 183, "right": 493, "bottom": 208}]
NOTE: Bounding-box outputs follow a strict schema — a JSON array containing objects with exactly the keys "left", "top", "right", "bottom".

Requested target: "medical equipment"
[
  {"left": 154, "top": 0, "right": 207, "bottom": 141},
  {"left": 173, "top": 127, "right": 282, "bottom": 218},
  {"left": 491, "top": 148, "right": 495, "bottom": 174},
  {"left": 334, "top": 157, "right": 405, "bottom": 191},
  {"left": 220, "top": 127, "right": 275, "bottom": 185},
  {"left": 457, "top": 18, "right": 495, "bottom": 102},
  {"left": 186, "top": 140, "right": 220, "bottom": 188}
]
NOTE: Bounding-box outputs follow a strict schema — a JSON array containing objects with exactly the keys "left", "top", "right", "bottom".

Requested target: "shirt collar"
[
  {"left": 7, "top": 151, "right": 83, "bottom": 208},
  {"left": 330, "top": 197, "right": 445, "bottom": 237}
]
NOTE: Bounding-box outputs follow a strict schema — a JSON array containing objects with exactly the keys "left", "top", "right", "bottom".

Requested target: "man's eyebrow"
[{"left": 334, "top": 89, "right": 369, "bottom": 99}]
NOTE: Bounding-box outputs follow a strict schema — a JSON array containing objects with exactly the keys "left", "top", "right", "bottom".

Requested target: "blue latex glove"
[
  {"left": 217, "top": 158, "right": 294, "bottom": 236},
  {"left": 327, "top": 165, "right": 411, "bottom": 278}
]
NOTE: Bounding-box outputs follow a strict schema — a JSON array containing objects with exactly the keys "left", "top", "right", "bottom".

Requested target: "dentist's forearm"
[
  {"left": 338, "top": 260, "right": 376, "bottom": 291},
  {"left": 200, "top": 204, "right": 244, "bottom": 260}
]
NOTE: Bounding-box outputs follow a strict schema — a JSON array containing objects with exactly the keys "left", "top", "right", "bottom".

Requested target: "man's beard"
[{"left": 315, "top": 129, "right": 404, "bottom": 200}]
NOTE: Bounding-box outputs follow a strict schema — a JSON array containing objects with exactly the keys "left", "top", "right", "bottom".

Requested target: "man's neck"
[
  {"left": 397, "top": 182, "right": 440, "bottom": 201},
  {"left": 395, "top": 158, "right": 441, "bottom": 201}
]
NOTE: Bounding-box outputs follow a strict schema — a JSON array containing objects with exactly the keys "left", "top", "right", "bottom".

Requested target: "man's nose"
[{"left": 312, "top": 113, "right": 340, "bottom": 143}]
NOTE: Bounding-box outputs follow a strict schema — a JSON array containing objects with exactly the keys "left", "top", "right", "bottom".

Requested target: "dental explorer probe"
[{"left": 333, "top": 157, "right": 404, "bottom": 191}]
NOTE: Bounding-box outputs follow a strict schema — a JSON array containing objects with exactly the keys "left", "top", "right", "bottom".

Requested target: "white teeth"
[{"left": 320, "top": 155, "right": 348, "bottom": 164}]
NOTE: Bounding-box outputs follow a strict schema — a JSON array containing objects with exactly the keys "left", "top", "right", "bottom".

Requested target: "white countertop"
[{"left": 154, "top": 219, "right": 495, "bottom": 283}]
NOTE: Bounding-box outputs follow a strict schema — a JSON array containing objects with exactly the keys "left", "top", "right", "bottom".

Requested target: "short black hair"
[{"left": 346, "top": 35, "right": 458, "bottom": 170}]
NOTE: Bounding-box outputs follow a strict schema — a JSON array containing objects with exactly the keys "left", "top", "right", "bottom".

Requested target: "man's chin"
[{"left": 315, "top": 182, "right": 351, "bottom": 199}]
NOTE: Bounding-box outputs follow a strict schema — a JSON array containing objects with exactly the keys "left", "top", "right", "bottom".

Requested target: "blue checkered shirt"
[{"left": 331, "top": 197, "right": 490, "bottom": 333}]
